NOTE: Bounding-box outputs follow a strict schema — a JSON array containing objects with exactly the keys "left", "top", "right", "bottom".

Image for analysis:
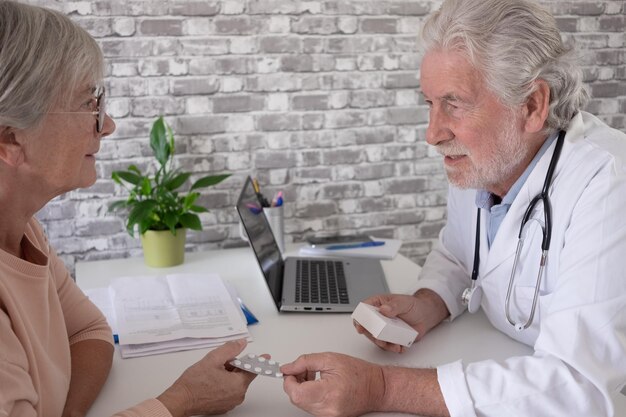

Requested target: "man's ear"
[
  {"left": 522, "top": 79, "right": 550, "bottom": 134},
  {"left": 0, "top": 126, "right": 25, "bottom": 167}
]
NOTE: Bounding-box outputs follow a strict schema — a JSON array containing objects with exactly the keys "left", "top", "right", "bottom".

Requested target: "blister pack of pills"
[{"left": 229, "top": 353, "right": 283, "bottom": 378}]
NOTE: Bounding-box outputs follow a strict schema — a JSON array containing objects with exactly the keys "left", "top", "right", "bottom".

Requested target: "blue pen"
[{"left": 325, "top": 241, "right": 385, "bottom": 251}]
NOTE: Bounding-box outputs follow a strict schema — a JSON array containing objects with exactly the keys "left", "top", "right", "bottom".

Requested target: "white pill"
[{"left": 229, "top": 353, "right": 283, "bottom": 379}]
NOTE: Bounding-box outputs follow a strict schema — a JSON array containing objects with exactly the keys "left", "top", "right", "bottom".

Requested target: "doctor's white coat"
[{"left": 417, "top": 111, "right": 626, "bottom": 417}]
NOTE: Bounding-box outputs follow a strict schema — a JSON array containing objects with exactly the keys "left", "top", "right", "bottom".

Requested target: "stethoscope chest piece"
[{"left": 462, "top": 285, "right": 483, "bottom": 314}]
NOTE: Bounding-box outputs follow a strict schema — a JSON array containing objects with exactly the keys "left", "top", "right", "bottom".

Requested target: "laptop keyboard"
[{"left": 295, "top": 260, "right": 349, "bottom": 304}]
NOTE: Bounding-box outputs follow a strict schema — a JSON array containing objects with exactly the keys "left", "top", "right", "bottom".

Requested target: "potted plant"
[{"left": 109, "top": 116, "right": 230, "bottom": 267}]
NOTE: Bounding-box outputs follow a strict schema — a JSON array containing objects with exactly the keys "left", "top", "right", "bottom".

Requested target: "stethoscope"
[{"left": 461, "top": 130, "right": 566, "bottom": 332}]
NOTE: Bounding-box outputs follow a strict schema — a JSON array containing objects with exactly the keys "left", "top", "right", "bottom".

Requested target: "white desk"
[{"left": 76, "top": 247, "right": 626, "bottom": 417}]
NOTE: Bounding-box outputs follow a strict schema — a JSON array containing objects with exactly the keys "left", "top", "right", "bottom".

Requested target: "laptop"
[{"left": 236, "top": 176, "right": 389, "bottom": 313}]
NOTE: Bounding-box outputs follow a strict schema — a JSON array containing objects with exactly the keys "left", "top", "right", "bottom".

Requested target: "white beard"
[{"left": 436, "top": 114, "right": 527, "bottom": 191}]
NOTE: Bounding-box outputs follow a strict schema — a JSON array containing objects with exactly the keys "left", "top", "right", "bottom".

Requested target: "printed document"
[{"left": 85, "top": 273, "right": 250, "bottom": 358}]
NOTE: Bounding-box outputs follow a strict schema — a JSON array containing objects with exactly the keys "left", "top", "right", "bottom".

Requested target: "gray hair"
[
  {"left": 421, "top": 0, "right": 589, "bottom": 133},
  {"left": 0, "top": 0, "right": 103, "bottom": 129}
]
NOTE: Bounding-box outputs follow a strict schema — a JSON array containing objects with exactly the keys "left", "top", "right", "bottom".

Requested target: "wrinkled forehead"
[{"left": 420, "top": 49, "right": 485, "bottom": 98}]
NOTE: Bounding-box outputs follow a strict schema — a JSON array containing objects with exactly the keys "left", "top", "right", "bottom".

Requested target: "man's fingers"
[
  {"left": 283, "top": 375, "right": 299, "bottom": 397},
  {"left": 281, "top": 353, "right": 328, "bottom": 376},
  {"left": 283, "top": 375, "right": 323, "bottom": 406}
]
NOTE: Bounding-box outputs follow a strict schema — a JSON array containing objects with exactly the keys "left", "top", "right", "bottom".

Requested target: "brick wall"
[{"left": 28, "top": 1, "right": 626, "bottom": 273}]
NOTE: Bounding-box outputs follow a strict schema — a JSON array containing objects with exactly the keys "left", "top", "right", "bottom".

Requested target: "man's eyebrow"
[
  {"left": 419, "top": 91, "right": 464, "bottom": 102},
  {"left": 441, "top": 93, "right": 461, "bottom": 102}
]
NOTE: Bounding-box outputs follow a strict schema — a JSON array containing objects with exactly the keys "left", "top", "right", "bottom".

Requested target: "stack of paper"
[{"left": 84, "top": 273, "right": 251, "bottom": 358}]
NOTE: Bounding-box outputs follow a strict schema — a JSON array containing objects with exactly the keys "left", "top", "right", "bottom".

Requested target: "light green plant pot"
[{"left": 140, "top": 228, "right": 187, "bottom": 268}]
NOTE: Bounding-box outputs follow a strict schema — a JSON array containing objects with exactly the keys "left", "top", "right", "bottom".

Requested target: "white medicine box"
[{"left": 351, "top": 302, "right": 418, "bottom": 348}]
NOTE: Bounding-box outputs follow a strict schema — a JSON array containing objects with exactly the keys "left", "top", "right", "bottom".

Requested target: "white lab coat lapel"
[{"left": 480, "top": 132, "right": 569, "bottom": 280}]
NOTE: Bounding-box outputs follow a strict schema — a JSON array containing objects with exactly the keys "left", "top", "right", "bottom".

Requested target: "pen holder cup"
[{"left": 239, "top": 205, "right": 285, "bottom": 254}]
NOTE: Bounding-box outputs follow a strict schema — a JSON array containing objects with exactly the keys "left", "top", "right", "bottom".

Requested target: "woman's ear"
[
  {"left": 0, "top": 126, "right": 25, "bottom": 167},
  {"left": 522, "top": 79, "right": 550, "bottom": 134}
]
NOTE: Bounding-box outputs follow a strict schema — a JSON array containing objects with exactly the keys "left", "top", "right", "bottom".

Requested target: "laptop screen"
[{"left": 235, "top": 177, "right": 283, "bottom": 308}]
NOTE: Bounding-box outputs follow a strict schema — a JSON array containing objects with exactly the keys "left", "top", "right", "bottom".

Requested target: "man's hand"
[
  {"left": 157, "top": 339, "right": 258, "bottom": 417},
  {"left": 281, "top": 352, "right": 385, "bottom": 417},
  {"left": 354, "top": 289, "right": 449, "bottom": 353}
]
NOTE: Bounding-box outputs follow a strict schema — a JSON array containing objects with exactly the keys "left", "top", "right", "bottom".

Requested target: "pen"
[
  {"left": 325, "top": 241, "right": 386, "bottom": 251},
  {"left": 272, "top": 191, "right": 283, "bottom": 207},
  {"left": 252, "top": 178, "right": 270, "bottom": 207}
]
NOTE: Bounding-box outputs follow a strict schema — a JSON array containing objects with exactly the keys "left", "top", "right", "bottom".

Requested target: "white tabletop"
[{"left": 76, "top": 247, "right": 625, "bottom": 417}]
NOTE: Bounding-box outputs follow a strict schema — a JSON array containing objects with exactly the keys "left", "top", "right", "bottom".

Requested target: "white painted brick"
[
  {"left": 329, "top": 91, "right": 350, "bottom": 109},
  {"left": 267, "top": 93, "right": 289, "bottom": 111},
  {"left": 111, "top": 61, "right": 138, "bottom": 77},
  {"left": 396, "top": 90, "right": 419, "bottom": 106},
  {"left": 268, "top": 16, "right": 291, "bottom": 33},
  {"left": 107, "top": 98, "right": 131, "bottom": 118},
  {"left": 186, "top": 96, "right": 211, "bottom": 114},
  {"left": 62, "top": 2, "right": 91, "bottom": 15},
  {"left": 337, "top": 16, "right": 358, "bottom": 34},
  {"left": 363, "top": 181, "right": 384, "bottom": 197},
  {"left": 230, "top": 37, "right": 257, "bottom": 54},
  {"left": 221, "top": 77, "right": 245, "bottom": 92},
  {"left": 227, "top": 153, "right": 252, "bottom": 170},
  {"left": 383, "top": 55, "right": 400, "bottom": 70},
  {"left": 226, "top": 114, "right": 255, "bottom": 132},
  {"left": 269, "top": 169, "right": 289, "bottom": 184},
  {"left": 605, "top": 3, "right": 623, "bottom": 14},
  {"left": 169, "top": 59, "right": 189, "bottom": 76},
  {"left": 112, "top": 17, "right": 135, "bottom": 36},
  {"left": 185, "top": 18, "right": 212, "bottom": 35},
  {"left": 335, "top": 166, "right": 356, "bottom": 180},
  {"left": 35, "top": 0, "right": 626, "bottom": 275},
  {"left": 257, "top": 56, "right": 281, "bottom": 73},
  {"left": 335, "top": 56, "right": 357, "bottom": 71},
  {"left": 223, "top": 1, "right": 245, "bottom": 14}
]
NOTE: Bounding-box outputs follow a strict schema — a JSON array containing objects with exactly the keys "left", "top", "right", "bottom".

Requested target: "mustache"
[{"left": 435, "top": 141, "right": 470, "bottom": 157}]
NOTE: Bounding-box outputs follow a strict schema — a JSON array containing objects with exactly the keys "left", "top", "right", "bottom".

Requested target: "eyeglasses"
[{"left": 48, "top": 86, "right": 106, "bottom": 133}]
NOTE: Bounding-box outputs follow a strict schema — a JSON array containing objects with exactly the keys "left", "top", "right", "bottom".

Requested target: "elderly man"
[{"left": 280, "top": 0, "right": 626, "bottom": 416}]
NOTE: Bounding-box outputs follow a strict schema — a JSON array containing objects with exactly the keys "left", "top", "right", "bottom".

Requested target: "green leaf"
[
  {"left": 189, "top": 205, "right": 208, "bottom": 213},
  {"left": 150, "top": 117, "right": 171, "bottom": 167},
  {"left": 112, "top": 170, "right": 143, "bottom": 186},
  {"left": 128, "top": 165, "right": 141, "bottom": 175},
  {"left": 164, "top": 172, "right": 191, "bottom": 191},
  {"left": 179, "top": 213, "right": 202, "bottom": 230},
  {"left": 183, "top": 192, "right": 199, "bottom": 209},
  {"left": 163, "top": 211, "right": 180, "bottom": 233},
  {"left": 140, "top": 177, "right": 152, "bottom": 196},
  {"left": 127, "top": 200, "right": 158, "bottom": 234},
  {"left": 108, "top": 200, "right": 128, "bottom": 212},
  {"left": 189, "top": 174, "right": 231, "bottom": 191},
  {"left": 167, "top": 123, "right": 175, "bottom": 155}
]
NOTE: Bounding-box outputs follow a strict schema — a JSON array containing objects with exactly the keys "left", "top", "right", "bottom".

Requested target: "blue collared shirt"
[{"left": 476, "top": 132, "right": 558, "bottom": 248}]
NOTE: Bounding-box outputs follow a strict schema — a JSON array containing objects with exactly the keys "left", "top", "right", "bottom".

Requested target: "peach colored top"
[{"left": 0, "top": 219, "right": 171, "bottom": 417}]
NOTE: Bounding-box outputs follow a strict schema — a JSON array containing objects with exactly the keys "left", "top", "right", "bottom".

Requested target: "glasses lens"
[{"left": 97, "top": 87, "right": 106, "bottom": 133}]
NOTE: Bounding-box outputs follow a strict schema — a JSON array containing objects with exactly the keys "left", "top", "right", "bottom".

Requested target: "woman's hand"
[{"left": 157, "top": 339, "right": 258, "bottom": 417}]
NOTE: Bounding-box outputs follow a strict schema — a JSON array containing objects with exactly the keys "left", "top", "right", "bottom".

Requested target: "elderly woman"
[{"left": 0, "top": 2, "right": 257, "bottom": 416}]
